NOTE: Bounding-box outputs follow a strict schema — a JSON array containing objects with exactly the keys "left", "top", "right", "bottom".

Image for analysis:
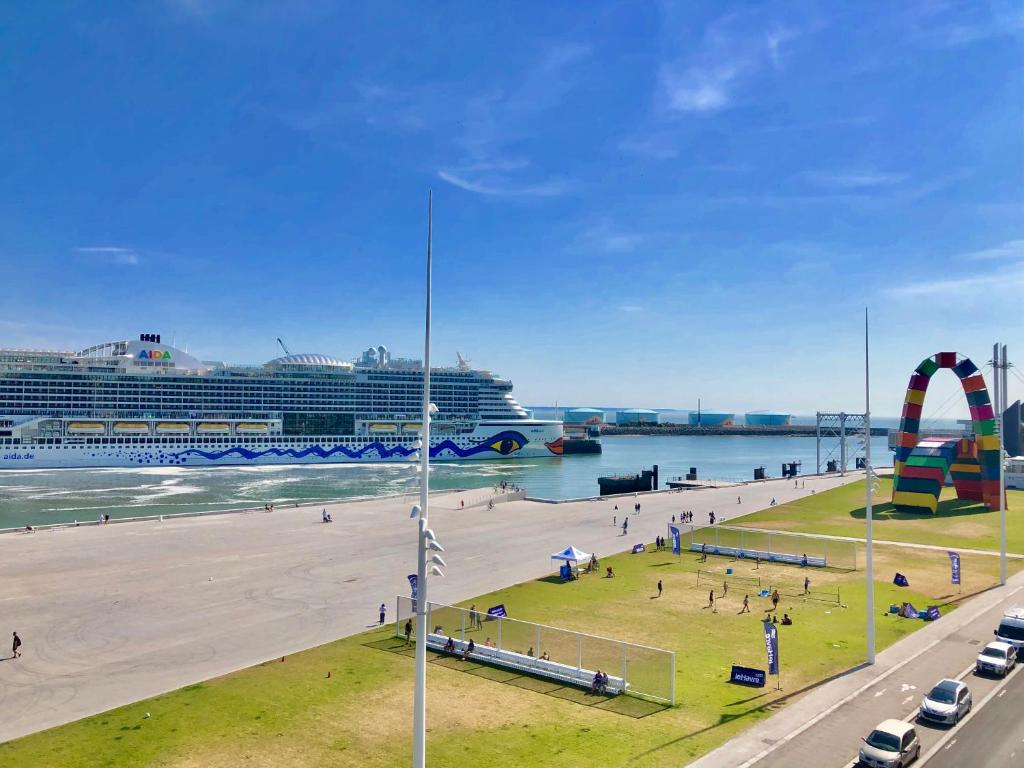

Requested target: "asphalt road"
[{"left": 924, "top": 663, "right": 1024, "bottom": 768}]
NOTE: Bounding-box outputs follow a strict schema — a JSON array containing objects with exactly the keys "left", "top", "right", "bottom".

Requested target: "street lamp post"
[
  {"left": 864, "top": 308, "right": 875, "bottom": 665},
  {"left": 411, "top": 192, "right": 444, "bottom": 768}
]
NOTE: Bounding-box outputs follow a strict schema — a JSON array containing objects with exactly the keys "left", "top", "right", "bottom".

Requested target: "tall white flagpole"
[
  {"left": 412, "top": 192, "right": 433, "bottom": 768},
  {"left": 865, "top": 308, "right": 875, "bottom": 665}
]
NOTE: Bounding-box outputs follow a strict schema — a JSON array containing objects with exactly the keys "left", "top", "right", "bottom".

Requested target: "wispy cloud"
[
  {"left": 959, "top": 239, "right": 1024, "bottom": 261},
  {"left": 436, "top": 170, "right": 570, "bottom": 198},
  {"left": 570, "top": 221, "right": 654, "bottom": 255},
  {"left": 800, "top": 169, "right": 909, "bottom": 190},
  {"left": 887, "top": 264, "right": 1024, "bottom": 298},
  {"left": 75, "top": 246, "right": 140, "bottom": 265},
  {"left": 659, "top": 14, "right": 802, "bottom": 114}
]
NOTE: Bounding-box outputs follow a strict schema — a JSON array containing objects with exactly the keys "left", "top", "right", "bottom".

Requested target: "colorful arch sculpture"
[{"left": 892, "top": 352, "right": 1001, "bottom": 513}]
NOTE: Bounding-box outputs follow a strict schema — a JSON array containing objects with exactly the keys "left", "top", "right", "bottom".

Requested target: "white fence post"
[{"left": 576, "top": 633, "right": 582, "bottom": 671}]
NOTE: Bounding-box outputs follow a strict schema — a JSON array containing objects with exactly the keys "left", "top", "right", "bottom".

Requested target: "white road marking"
[
  {"left": 875, "top": 688, "right": 887, "bottom": 697},
  {"left": 999, "top": 689, "right": 1006, "bottom": 697},
  {"left": 945, "top": 740, "right": 956, "bottom": 750},
  {"left": 900, "top": 683, "right": 916, "bottom": 692},
  {"left": 902, "top": 695, "right": 914, "bottom": 704}
]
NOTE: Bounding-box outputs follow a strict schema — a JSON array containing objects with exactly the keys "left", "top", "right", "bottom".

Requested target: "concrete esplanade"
[{"left": 0, "top": 472, "right": 861, "bottom": 744}]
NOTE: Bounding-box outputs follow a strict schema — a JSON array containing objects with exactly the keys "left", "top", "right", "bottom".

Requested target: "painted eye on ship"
[{"left": 489, "top": 438, "right": 521, "bottom": 454}]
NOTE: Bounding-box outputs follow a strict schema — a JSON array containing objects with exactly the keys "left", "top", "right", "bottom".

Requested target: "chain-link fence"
[
  {"left": 672, "top": 524, "right": 857, "bottom": 571},
  {"left": 394, "top": 596, "right": 675, "bottom": 704}
]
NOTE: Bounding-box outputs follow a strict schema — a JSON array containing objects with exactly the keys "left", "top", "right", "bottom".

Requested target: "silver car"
[{"left": 918, "top": 678, "right": 971, "bottom": 725}]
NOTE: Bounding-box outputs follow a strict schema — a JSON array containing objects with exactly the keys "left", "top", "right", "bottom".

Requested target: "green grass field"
[
  {"left": 732, "top": 477, "right": 1024, "bottom": 553},
  {"left": 4, "top": 531, "right": 1016, "bottom": 768}
]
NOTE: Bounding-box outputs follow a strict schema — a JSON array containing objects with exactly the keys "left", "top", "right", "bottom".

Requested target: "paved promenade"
[{"left": 0, "top": 471, "right": 857, "bottom": 743}]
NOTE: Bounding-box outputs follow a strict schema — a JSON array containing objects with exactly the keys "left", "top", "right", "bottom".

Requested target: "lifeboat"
[
  {"left": 67, "top": 421, "right": 105, "bottom": 434},
  {"left": 113, "top": 422, "right": 150, "bottom": 434},
  {"left": 156, "top": 422, "right": 190, "bottom": 434},
  {"left": 236, "top": 422, "right": 269, "bottom": 433},
  {"left": 401, "top": 422, "right": 422, "bottom": 432},
  {"left": 369, "top": 423, "right": 398, "bottom": 433},
  {"left": 197, "top": 422, "right": 230, "bottom": 434}
]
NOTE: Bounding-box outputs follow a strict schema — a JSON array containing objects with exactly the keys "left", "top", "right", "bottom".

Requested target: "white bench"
[
  {"left": 425, "top": 633, "right": 627, "bottom": 695},
  {"left": 689, "top": 543, "right": 826, "bottom": 567}
]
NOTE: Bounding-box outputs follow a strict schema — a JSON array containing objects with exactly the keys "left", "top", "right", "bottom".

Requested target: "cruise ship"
[{"left": 0, "top": 335, "right": 564, "bottom": 469}]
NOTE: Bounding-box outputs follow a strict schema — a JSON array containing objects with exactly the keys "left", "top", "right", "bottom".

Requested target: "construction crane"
[{"left": 277, "top": 338, "right": 291, "bottom": 356}]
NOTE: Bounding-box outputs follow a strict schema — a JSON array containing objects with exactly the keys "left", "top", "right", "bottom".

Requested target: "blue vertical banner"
[
  {"left": 670, "top": 526, "right": 681, "bottom": 555},
  {"left": 947, "top": 551, "right": 961, "bottom": 586},
  {"left": 762, "top": 620, "right": 779, "bottom": 676},
  {"left": 407, "top": 574, "right": 418, "bottom": 613}
]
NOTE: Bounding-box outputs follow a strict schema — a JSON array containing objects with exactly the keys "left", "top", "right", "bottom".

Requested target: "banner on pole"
[
  {"left": 487, "top": 604, "right": 507, "bottom": 618},
  {"left": 632, "top": 543, "right": 646, "bottom": 554},
  {"left": 407, "top": 574, "right": 419, "bottom": 612},
  {"left": 947, "top": 551, "right": 961, "bottom": 585},
  {"left": 762, "top": 620, "right": 779, "bottom": 675},
  {"left": 670, "top": 525, "right": 681, "bottom": 555}
]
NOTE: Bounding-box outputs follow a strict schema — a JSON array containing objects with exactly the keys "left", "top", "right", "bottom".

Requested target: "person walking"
[
  {"left": 613, "top": 515, "right": 616, "bottom": 526},
  {"left": 11, "top": 631, "right": 21, "bottom": 659},
  {"left": 657, "top": 579, "right": 663, "bottom": 598},
  {"left": 803, "top": 576, "right": 810, "bottom": 595},
  {"left": 771, "top": 589, "right": 780, "bottom": 611},
  {"left": 737, "top": 496, "right": 741, "bottom": 504},
  {"left": 700, "top": 542, "right": 707, "bottom": 562},
  {"left": 707, "top": 590, "right": 716, "bottom": 613},
  {"left": 722, "top": 579, "right": 728, "bottom": 597},
  {"left": 740, "top": 595, "right": 750, "bottom": 613},
  {"left": 404, "top": 619, "right": 413, "bottom": 644},
  {"left": 378, "top": 603, "right": 386, "bottom": 626}
]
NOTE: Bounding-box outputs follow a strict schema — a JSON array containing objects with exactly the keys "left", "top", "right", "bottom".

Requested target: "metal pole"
[
  {"left": 412, "top": 192, "right": 433, "bottom": 768},
  {"left": 999, "top": 344, "right": 1007, "bottom": 585},
  {"left": 840, "top": 415, "right": 847, "bottom": 476},
  {"left": 816, "top": 413, "right": 821, "bottom": 474},
  {"left": 865, "top": 309, "right": 875, "bottom": 665}
]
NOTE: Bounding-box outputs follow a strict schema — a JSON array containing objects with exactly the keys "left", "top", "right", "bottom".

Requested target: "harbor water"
[{"left": 0, "top": 433, "right": 893, "bottom": 529}]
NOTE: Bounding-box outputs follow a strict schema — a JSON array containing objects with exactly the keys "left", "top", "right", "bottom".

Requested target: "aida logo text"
[{"left": 138, "top": 349, "right": 171, "bottom": 360}]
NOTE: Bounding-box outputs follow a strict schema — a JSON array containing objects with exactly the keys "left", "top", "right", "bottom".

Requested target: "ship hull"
[{"left": 0, "top": 421, "right": 563, "bottom": 469}]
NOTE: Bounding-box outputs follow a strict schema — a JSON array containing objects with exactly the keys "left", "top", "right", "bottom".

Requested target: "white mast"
[{"left": 865, "top": 308, "right": 875, "bottom": 665}]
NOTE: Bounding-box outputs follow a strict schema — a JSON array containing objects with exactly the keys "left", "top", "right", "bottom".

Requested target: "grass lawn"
[
  {"left": 4, "top": 537, "right": 1017, "bottom": 768},
  {"left": 732, "top": 477, "right": 1024, "bottom": 554}
]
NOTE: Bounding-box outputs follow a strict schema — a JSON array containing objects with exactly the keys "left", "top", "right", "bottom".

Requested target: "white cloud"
[
  {"left": 886, "top": 261, "right": 1024, "bottom": 298},
  {"left": 801, "top": 169, "right": 908, "bottom": 189},
  {"left": 75, "top": 246, "right": 140, "bottom": 266},
  {"left": 659, "top": 14, "right": 802, "bottom": 114},
  {"left": 437, "top": 170, "right": 570, "bottom": 198},
  {"left": 960, "top": 239, "right": 1024, "bottom": 261}
]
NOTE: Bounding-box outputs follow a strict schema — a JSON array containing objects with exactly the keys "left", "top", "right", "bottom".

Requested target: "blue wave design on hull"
[{"left": 167, "top": 430, "right": 529, "bottom": 463}]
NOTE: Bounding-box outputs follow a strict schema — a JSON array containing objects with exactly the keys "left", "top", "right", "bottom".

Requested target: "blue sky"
[{"left": 1, "top": 1, "right": 1021, "bottom": 417}]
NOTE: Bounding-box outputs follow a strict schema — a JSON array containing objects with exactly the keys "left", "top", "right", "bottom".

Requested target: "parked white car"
[
  {"left": 976, "top": 641, "right": 1017, "bottom": 677},
  {"left": 918, "top": 678, "right": 971, "bottom": 725},
  {"left": 859, "top": 718, "right": 921, "bottom": 768}
]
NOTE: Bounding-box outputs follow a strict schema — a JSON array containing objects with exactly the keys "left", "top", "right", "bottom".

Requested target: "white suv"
[{"left": 976, "top": 641, "right": 1016, "bottom": 677}]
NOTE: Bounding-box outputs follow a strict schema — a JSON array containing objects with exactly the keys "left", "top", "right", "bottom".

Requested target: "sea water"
[{"left": 0, "top": 434, "right": 893, "bottom": 528}]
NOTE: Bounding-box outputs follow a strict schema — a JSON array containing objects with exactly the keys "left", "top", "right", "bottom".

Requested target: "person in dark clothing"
[
  {"left": 404, "top": 619, "right": 413, "bottom": 644},
  {"left": 379, "top": 603, "right": 386, "bottom": 625},
  {"left": 657, "top": 579, "right": 663, "bottom": 597},
  {"left": 11, "top": 632, "right": 21, "bottom": 659}
]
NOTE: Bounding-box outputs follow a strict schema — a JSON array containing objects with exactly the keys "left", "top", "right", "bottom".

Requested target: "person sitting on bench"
[
  {"left": 443, "top": 636, "right": 455, "bottom": 654},
  {"left": 592, "top": 670, "right": 607, "bottom": 694},
  {"left": 781, "top": 613, "right": 793, "bottom": 625},
  {"left": 461, "top": 639, "right": 475, "bottom": 660}
]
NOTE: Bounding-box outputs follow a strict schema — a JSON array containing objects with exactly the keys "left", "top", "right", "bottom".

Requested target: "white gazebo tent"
[{"left": 551, "top": 545, "right": 592, "bottom": 579}]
